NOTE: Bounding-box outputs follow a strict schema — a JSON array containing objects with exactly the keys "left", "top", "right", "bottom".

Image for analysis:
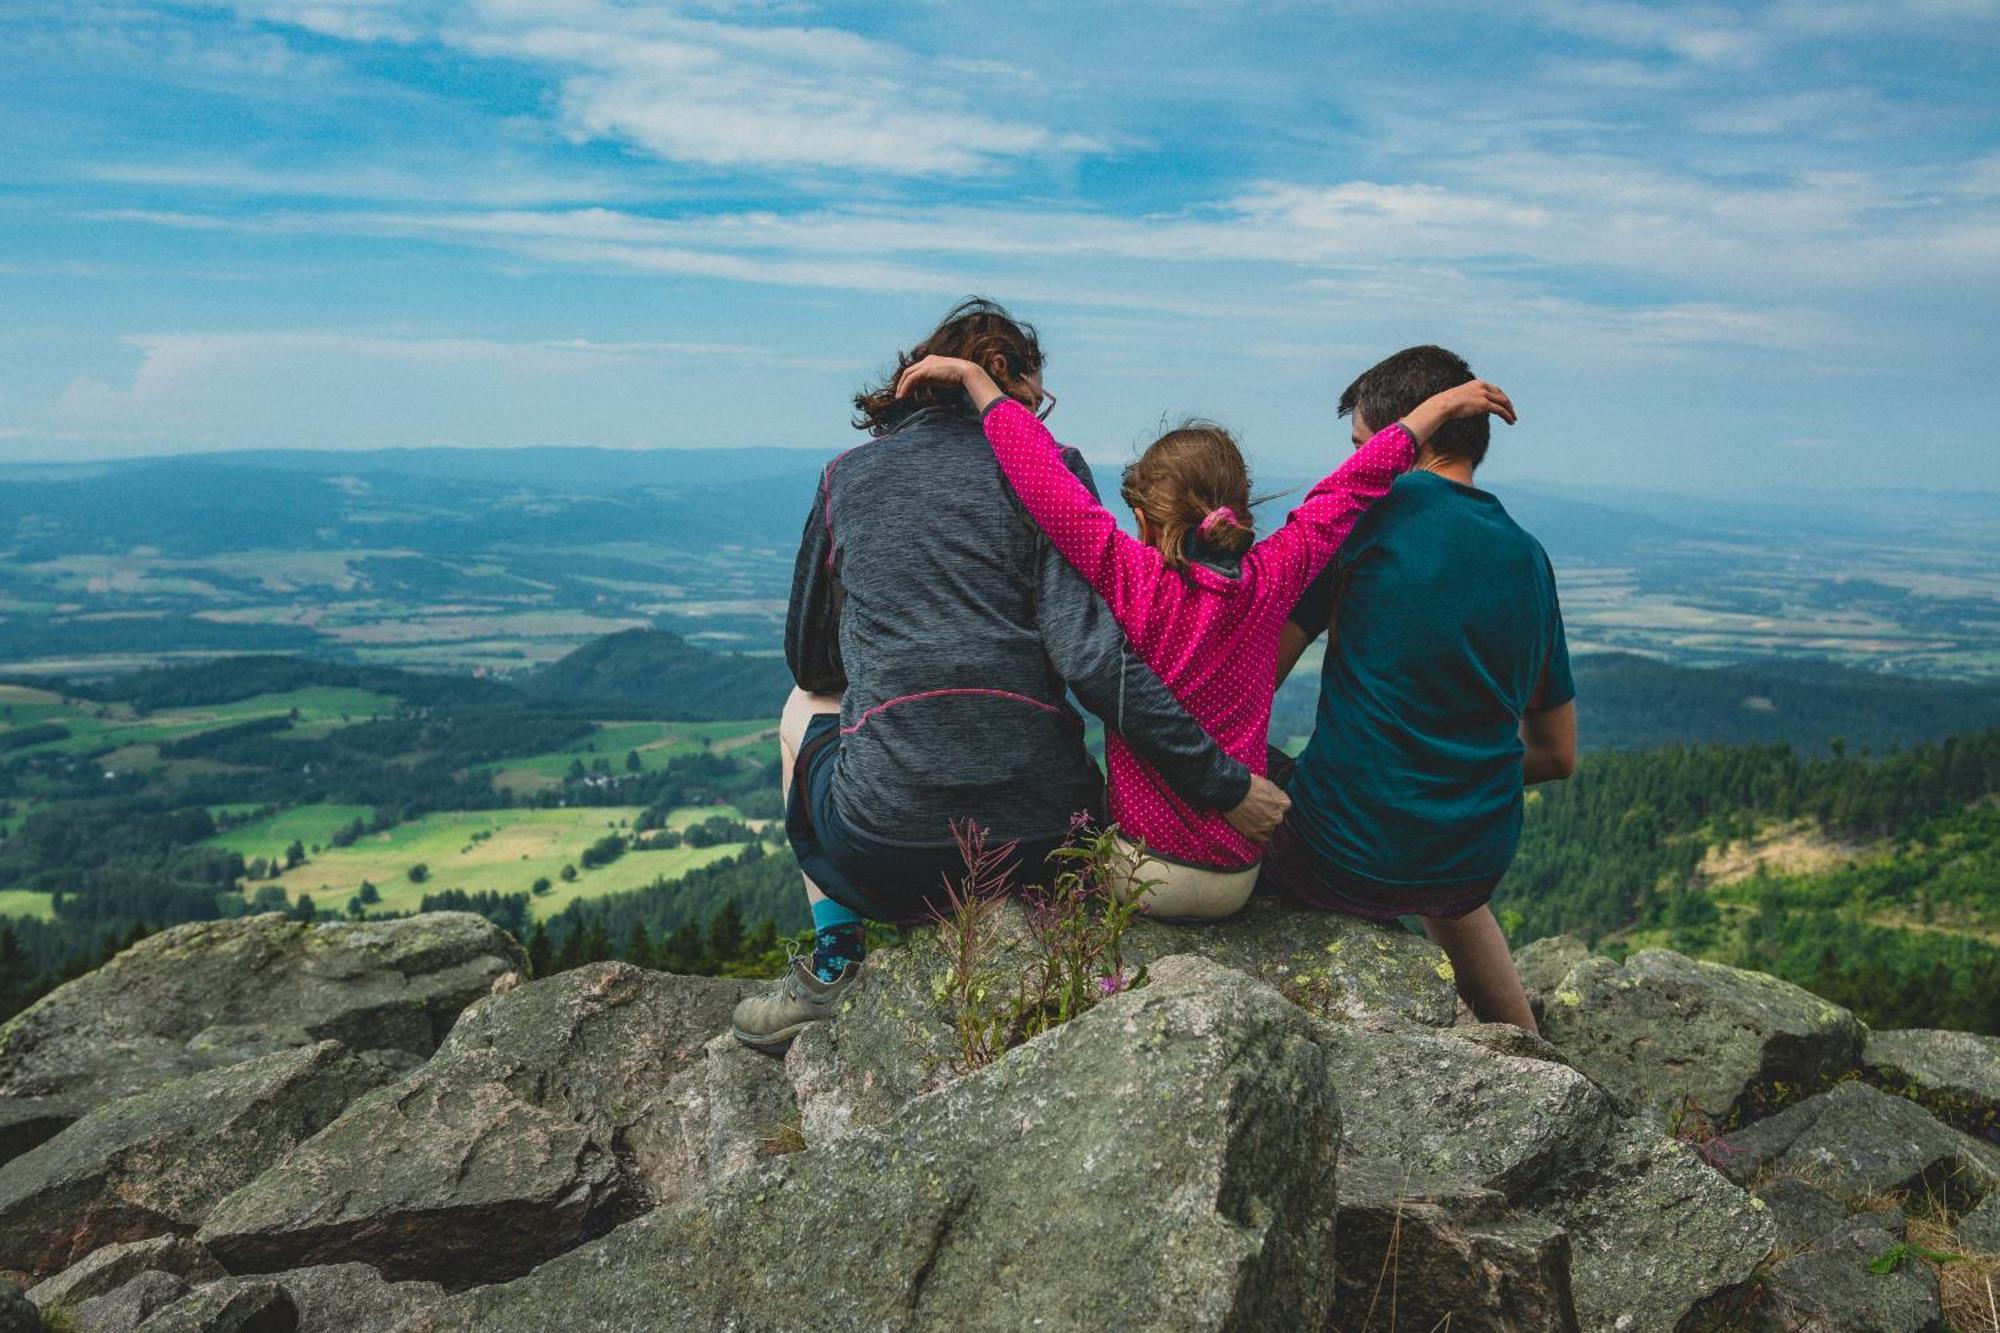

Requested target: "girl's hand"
[
  {"left": 1430, "top": 380, "right": 1515, "bottom": 424},
  {"left": 895, "top": 355, "right": 1005, "bottom": 412},
  {"left": 1397, "top": 380, "right": 1515, "bottom": 450}
]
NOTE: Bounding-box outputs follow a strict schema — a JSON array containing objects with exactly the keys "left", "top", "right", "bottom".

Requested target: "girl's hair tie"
[{"left": 1198, "top": 505, "right": 1241, "bottom": 537}]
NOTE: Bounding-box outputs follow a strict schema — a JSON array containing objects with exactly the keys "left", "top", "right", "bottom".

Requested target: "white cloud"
[{"left": 213, "top": 0, "right": 1097, "bottom": 177}]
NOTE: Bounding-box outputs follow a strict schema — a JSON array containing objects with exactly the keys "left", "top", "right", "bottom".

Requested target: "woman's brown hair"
[
  {"left": 853, "top": 296, "right": 1044, "bottom": 433},
  {"left": 1120, "top": 421, "right": 1256, "bottom": 570}
]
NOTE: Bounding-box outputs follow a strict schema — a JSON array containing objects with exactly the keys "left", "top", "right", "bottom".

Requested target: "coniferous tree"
[{"left": 623, "top": 920, "right": 654, "bottom": 970}]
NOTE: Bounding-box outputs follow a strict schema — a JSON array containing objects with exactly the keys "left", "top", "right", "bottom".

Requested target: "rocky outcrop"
[
  {"left": 68, "top": 1269, "right": 191, "bottom": 1332},
  {"left": 440, "top": 958, "right": 1344, "bottom": 1333},
  {"left": 197, "top": 964, "right": 768, "bottom": 1286},
  {"left": 1958, "top": 1192, "right": 2000, "bottom": 1252},
  {"left": 27, "top": 1235, "right": 223, "bottom": 1309},
  {"left": 1529, "top": 1123, "right": 1772, "bottom": 1332},
  {"left": 1526, "top": 947, "right": 1865, "bottom": 1128},
  {"left": 175, "top": 1265, "right": 446, "bottom": 1333},
  {"left": 132, "top": 1281, "right": 297, "bottom": 1333},
  {"left": 1862, "top": 1027, "right": 2000, "bottom": 1139},
  {"left": 6, "top": 905, "right": 1999, "bottom": 1332},
  {"left": 1329, "top": 1161, "right": 1580, "bottom": 1332},
  {"left": 1722, "top": 1080, "right": 2000, "bottom": 1210},
  {"left": 787, "top": 896, "right": 1456, "bottom": 1144},
  {"left": 1313, "top": 1015, "right": 1615, "bottom": 1196},
  {"left": 1755, "top": 1222, "right": 1945, "bottom": 1332},
  {"left": 1122, "top": 896, "right": 1459, "bottom": 1027},
  {"left": 0, "top": 913, "right": 524, "bottom": 1162},
  {"left": 0, "top": 1042, "right": 388, "bottom": 1276}
]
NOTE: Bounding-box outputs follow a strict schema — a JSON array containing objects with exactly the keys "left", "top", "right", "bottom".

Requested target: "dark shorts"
[
  {"left": 786, "top": 713, "right": 1069, "bottom": 926},
  {"left": 1259, "top": 820, "right": 1500, "bottom": 922}
]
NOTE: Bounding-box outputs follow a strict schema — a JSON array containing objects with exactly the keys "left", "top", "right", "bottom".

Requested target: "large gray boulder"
[
  {"left": 786, "top": 896, "right": 1455, "bottom": 1146},
  {"left": 185, "top": 1265, "right": 448, "bottom": 1333},
  {"left": 435, "top": 958, "right": 1343, "bottom": 1332},
  {"left": 1723, "top": 1080, "right": 2000, "bottom": 1211},
  {"left": 1331, "top": 1161, "right": 1578, "bottom": 1333},
  {"left": 1123, "top": 896, "right": 1458, "bottom": 1027},
  {"left": 0, "top": 1096, "right": 79, "bottom": 1165},
  {"left": 133, "top": 1282, "right": 297, "bottom": 1333},
  {"left": 1752, "top": 1176, "right": 1856, "bottom": 1252},
  {"left": 1528, "top": 1124, "right": 1774, "bottom": 1332},
  {"left": 783, "top": 935, "right": 959, "bottom": 1144},
  {"left": 1862, "top": 1028, "right": 2000, "bottom": 1140},
  {"left": 1959, "top": 1191, "right": 2000, "bottom": 1252},
  {"left": 0, "top": 1042, "right": 388, "bottom": 1277},
  {"left": 1514, "top": 934, "right": 1594, "bottom": 998},
  {"left": 28, "top": 1235, "right": 222, "bottom": 1309},
  {"left": 67, "top": 1269, "right": 191, "bottom": 1332},
  {"left": 0, "top": 913, "right": 524, "bottom": 1161},
  {"left": 1533, "top": 948, "right": 1864, "bottom": 1128},
  {"left": 198, "top": 964, "right": 764, "bottom": 1287},
  {"left": 1314, "top": 1016, "right": 1614, "bottom": 1197},
  {"left": 1755, "top": 1222, "right": 1945, "bottom": 1332}
]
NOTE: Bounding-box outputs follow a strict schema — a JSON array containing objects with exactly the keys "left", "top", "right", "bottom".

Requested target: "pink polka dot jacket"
[{"left": 981, "top": 398, "right": 1416, "bottom": 869}]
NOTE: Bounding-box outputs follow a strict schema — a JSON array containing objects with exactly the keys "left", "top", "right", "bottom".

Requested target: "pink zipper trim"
[
  {"left": 840, "top": 688, "right": 1074, "bottom": 736},
  {"left": 823, "top": 450, "right": 852, "bottom": 572}
]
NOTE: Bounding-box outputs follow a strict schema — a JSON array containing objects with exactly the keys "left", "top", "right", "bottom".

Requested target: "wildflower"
[{"left": 1098, "top": 972, "right": 1125, "bottom": 996}]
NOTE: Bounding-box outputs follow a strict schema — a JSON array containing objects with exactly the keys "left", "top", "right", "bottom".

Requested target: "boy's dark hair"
[
  {"left": 1339, "top": 345, "right": 1487, "bottom": 467},
  {"left": 853, "top": 296, "right": 1044, "bottom": 433}
]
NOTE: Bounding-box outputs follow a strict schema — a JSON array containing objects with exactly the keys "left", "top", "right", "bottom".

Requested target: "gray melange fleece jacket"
[{"left": 787, "top": 402, "right": 1251, "bottom": 847}]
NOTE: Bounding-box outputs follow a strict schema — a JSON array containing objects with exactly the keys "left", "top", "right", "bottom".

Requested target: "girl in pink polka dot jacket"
[{"left": 895, "top": 354, "right": 1515, "bottom": 920}]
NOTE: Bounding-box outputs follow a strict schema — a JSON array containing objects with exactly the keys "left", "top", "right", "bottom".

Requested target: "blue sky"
[{"left": 2, "top": 0, "right": 1996, "bottom": 493}]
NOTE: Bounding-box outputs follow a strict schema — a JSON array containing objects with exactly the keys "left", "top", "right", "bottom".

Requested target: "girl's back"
[{"left": 978, "top": 398, "right": 1416, "bottom": 869}]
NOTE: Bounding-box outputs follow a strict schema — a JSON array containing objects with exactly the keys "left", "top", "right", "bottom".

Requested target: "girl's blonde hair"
[{"left": 1119, "top": 421, "right": 1255, "bottom": 570}]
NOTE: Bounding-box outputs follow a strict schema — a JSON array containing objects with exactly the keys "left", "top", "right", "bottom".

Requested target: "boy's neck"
[{"left": 1417, "top": 451, "right": 1478, "bottom": 486}]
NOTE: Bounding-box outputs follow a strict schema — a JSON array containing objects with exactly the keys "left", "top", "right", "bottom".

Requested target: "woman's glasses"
[{"left": 1036, "top": 389, "right": 1058, "bottom": 422}]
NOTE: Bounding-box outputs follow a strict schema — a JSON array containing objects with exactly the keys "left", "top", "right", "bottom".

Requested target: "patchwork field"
[
  {"left": 0, "top": 684, "right": 402, "bottom": 764},
  {"left": 0, "top": 890, "right": 54, "bottom": 921},
  {"left": 477, "top": 719, "right": 775, "bottom": 793},
  {"left": 204, "top": 802, "right": 755, "bottom": 920}
]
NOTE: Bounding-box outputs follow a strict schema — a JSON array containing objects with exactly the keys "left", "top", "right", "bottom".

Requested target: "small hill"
[
  {"left": 520, "top": 628, "right": 794, "bottom": 721},
  {"left": 1565, "top": 653, "right": 2000, "bottom": 752}
]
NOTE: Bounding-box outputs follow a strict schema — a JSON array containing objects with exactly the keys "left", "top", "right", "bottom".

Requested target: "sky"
[{"left": 1, "top": 0, "right": 1997, "bottom": 493}]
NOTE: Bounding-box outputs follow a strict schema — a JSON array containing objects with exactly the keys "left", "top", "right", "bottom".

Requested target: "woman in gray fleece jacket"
[{"left": 731, "top": 298, "right": 1288, "bottom": 1052}]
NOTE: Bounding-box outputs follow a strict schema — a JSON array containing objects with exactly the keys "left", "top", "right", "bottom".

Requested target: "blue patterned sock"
[{"left": 809, "top": 898, "right": 864, "bottom": 983}]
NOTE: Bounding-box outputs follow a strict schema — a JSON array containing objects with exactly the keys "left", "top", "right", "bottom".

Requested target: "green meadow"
[
  {"left": 478, "top": 718, "right": 775, "bottom": 792},
  {"left": 0, "top": 890, "right": 55, "bottom": 922},
  {"left": 207, "top": 802, "right": 754, "bottom": 920},
  {"left": 0, "top": 684, "right": 402, "bottom": 764}
]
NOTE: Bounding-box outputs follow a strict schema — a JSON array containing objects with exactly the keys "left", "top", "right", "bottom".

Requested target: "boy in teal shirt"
[{"left": 1271, "top": 345, "right": 1576, "bottom": 1032}]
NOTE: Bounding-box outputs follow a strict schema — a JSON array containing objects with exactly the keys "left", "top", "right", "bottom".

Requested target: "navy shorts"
[
  {"left": 786, "top": 713, "right": 1069, "bottom": 926},
  {"left": 1258, "top": 749, "right": 1499, "bottom": 922},
  {"left": 1260, "top": 821, "right": 1499, "bottom": 922}
]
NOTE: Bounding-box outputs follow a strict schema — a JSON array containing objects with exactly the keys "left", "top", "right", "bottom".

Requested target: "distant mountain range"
[
  {"left": 40, "top": 632, "right": 2000, "bottom": 756},
  {"left": 1266, "top": 650, "right": 2000, "bottom": 757},
  {"left": 2, "top": 444, "right": 1994, "bottom": 681}
]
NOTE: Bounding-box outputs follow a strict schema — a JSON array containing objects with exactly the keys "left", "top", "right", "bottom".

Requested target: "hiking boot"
[{"left": 730, "top": 955, "right": 860, "bottom": 1053}]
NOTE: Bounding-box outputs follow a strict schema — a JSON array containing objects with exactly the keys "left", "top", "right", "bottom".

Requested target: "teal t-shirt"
[{"left": 1287, "top": 470, "right": 1574, "bottom": 889}]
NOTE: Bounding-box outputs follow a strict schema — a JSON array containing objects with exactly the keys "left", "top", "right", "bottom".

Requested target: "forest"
[
  {"left": 1507, "top": 727, "right": 1999, "bottom": 1032},
  {"left": 3, "top": 643, "right": 1997, "bottom": 1037}
]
